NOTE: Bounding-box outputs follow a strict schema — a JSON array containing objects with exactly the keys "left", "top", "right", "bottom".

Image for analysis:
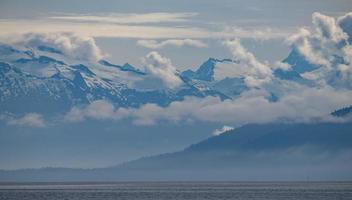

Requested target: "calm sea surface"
[{"left": 0, "top": 182, "right": 351, "bottom": 200}]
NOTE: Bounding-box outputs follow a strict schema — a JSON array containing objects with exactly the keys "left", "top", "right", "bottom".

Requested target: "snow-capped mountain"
[
  {"left": 0, "top": 32, "right": 351, "bottom": 115},
  {"left": 0, "top": 44, "right": 232, "bottom": 114},
  {"left": 181, "top": 58, "right": 248, "bottom": 97},
  {"left": 181, "top": 58, "right": 239, "bottom": 81}
]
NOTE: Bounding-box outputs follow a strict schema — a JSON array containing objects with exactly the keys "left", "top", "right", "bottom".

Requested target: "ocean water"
[{"left": 0, "top": 182, "right": 351, "bottom": 200}]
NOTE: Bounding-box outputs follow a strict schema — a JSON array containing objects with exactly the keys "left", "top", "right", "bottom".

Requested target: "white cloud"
[
  {"left": 337, "top": 64, "right": 352, "bottom": 82},
  {"left": 223, "top": 26, "right": 293, "bottom": 40},
  {"left": 312, "top": 12, "right": 347, "bottom": 42},
  {"left": 213, "top": 60, "right": 244, "bottom": 81},
  {"left": 129, "top": 87, "right": 349, "bottom": 125},
  {"left": 65, "top": 100, "right": 131, "bottom": 122},
  {"left": 64, "top": 85, "right": 352, "bottom": 126},
  {"left": 288, "top": 12, "right": 350, "bottom": 66},
  {"left": 0, "top": 13, "right": 293, "bottom": 40},
  {"left": 288, "top": 28, "right": 330, "bottom": 66},
  {"left": 50, "top": 13, "right": 198, "bottom": 24},
  {"left": 14, "top": 32, "right": 105, "bottom": 62},
  {"left": 338, "top": 12, "right": 352, "bottom": 40},
  {"left": 224, "top": 39, "right": 273, "bottom": 87},
  {"left": 0, "top": 20, "right": 213, "bottom": 40},
  {"left": 287, "top": 12, "right": 352, "bottom": 89},
  {"left": 212, "top": 125, "right": 234, "bottom": 136},
  {"left": 273, "top": 61, "right": 292, "bottom": 71},
  {"left": 137, "top": 39, "right": 208, "bottom": 49},
  {"left": 1, "top": 113, "right": 46, "bottom": 128},
  {"left": 287, "top": 11, "right": 350, "bottom": 68},
  {"left": 142, "top": 51, "right": 182, "bottom": 89}
]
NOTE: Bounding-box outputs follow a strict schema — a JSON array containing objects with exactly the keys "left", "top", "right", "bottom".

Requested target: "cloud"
[
  {"left": 0, "top": 13, "right": 293, "bottom": 40},
  {"left": 64, "top": 85, "right": 352, "bottom": 126},
  {"left": 312, "top": 12, "right": 347, "bottom": 42},
  {"left": 224, "top": 39, "right": 273, "bottom": 87},
  {"left": 223, "top": 26, "right": 293, "bottom": 40},
  {"left": 65, "top": 100, "right": 130, "bottom": 122},
  {"left": 338, "top": 12, "right": 352, "bottom": 41},
  {"left": 137, "top": 39, "right": 208, "bottom": 49},
  {"left": 141, "top": 51, "right": 182, "bottom": 89},
  {"left": 212, "top": 125, "right": 234, "bottom": 136},
  {"left": 61, "top": 11, "right": 352, "bottom": 127},
  {"left": 293, "top": 12, "right": 351, "bottom": 59},
  {"left": 14, "top": 32, "right": 105, "bottom": 62},
  {"left": 287, "top": 12, "right": 352, "bottom": 89},
  {"left": 1, "top": 113, "right": 46, "bottom": 128},
  {"left": 287, "top": 12, "right": 349, "bottom": 68},
  {"left": 273, "top": 61, "right": 292, "bottom": 71},
  {"left": 129, "top": 86, "right": 350, "bottom": 125},
  {"left": 0, "top": 20, "right": 213, "bottom": 40},
  {"left": 50, "top": 13, "right": 198, "bottom": 24},
  {"left": 288, "top": 28, "right": 326, "bottom": 67}
]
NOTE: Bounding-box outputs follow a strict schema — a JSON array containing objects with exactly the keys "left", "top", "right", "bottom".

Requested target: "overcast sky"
[{"left": 1, "top": 0, "right": 352, "bottom": 69}]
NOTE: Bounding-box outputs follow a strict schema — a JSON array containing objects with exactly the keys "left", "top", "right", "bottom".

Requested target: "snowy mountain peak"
[
  {"left": 0, "top": 44, "right": 236, "bottom": 114},
  {"left": 71, "top": 64, "right": 96, "bottom": 76},
  {"left": 181, "top": 58, "right": 238, "bottom": 81},
  {"left": 99, "top": 60, "right": 145, "bottom": 75},
  {"left": 283, "top": 48, "right": 319, "bottom": 74}
]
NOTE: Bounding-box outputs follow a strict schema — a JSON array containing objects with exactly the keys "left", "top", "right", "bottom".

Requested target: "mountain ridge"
[
  {"left": 2, "top": 39, "right": 345, "bottom": 116},
  {"left": 1, "top": 122, "right": 351, "bottom": 181},
  {"left": 0, "top": 44, "right": 243, "bottom": 114}
]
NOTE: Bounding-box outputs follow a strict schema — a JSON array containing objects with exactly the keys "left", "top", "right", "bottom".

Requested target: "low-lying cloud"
[
  {"left": 64, "top": 85, "right": 352, "bottom": 126},
  {"left": 0, "top": 113, "right": 46, "bottom": 128},
  {"left": 64, "top": 100, "right": 129, "bottom": 122}
]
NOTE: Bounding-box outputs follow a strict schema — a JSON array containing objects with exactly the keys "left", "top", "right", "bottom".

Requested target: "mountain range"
[
  {"left": 0, "top": 42, "right": 336, "bottom": 116},
  {"left": 0, "top": 44, "right": 238, "bottom": 115}
]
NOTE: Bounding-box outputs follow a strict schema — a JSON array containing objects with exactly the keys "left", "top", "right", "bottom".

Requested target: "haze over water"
[{"left": 0, "top": 182, "right": 352, "bottom": 200}]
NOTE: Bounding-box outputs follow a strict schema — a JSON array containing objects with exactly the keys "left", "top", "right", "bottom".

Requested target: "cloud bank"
[
  {"left": 64, "top": 85, "right": 352, "bottom": 126},
  {"left": 137, "top": 39, "right": 208, "bottom": 49},
  {"left": 0, "top": 12, "right": 292, "bottom": 40},
  {"left": 50, "top": 13, "right": 198, "bottom": 24},
  {"left": 64, "top": 100, "right": 129, "bottom": 122}
]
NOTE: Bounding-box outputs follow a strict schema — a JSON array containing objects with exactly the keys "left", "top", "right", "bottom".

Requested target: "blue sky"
[{"left": 1, "top": 0, "right": 352, "bottom": 169}]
